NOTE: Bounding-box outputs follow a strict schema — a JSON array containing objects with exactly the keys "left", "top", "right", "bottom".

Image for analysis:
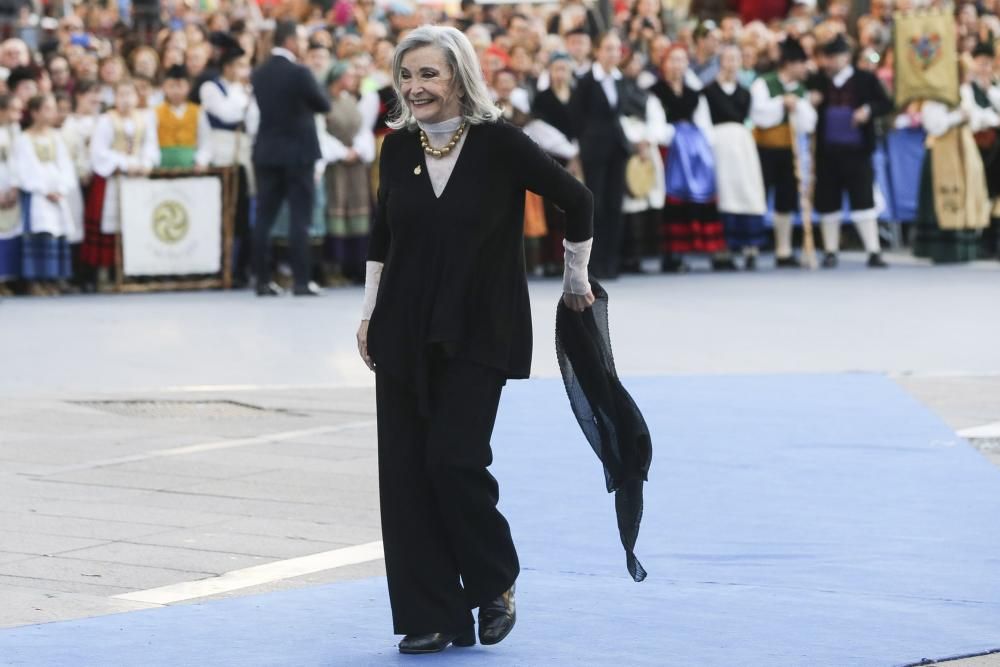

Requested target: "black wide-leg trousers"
[{"left": 375, "top": 354, "right": 520, "bottom": 636}]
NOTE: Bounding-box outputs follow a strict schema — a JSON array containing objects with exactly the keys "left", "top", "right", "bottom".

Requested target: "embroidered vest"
[
  {"left": 108, "top": 110, "right": 146, "bottom": 156},
  {"left": 753, "top": 72, "right": 804, "bottom": 149},
  {"left": 156, "top": 103, "right": 199, "bottom": 148}
]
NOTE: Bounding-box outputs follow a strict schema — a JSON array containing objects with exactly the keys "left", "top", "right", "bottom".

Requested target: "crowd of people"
[{"left": 0, "top": 0, "right": 997, "bottom": 297}]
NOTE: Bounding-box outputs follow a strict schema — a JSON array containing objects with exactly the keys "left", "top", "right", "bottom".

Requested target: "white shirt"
[
  {"left": 832, "top": 65, "right": 855, "bottom": 89},
  {"left": 749, "top": 73, "right": 817, "bottom": 134},
  {"left": 271, "top": 47, "right": 297, "bottom": 63},
  {"left": 592, "top": 62, "right": 622, "bottom": 109}
]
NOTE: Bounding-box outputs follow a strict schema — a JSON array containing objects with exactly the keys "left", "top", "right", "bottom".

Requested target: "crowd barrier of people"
[{"left": 0, "top": 0, "right": 997, "bottom": 297}]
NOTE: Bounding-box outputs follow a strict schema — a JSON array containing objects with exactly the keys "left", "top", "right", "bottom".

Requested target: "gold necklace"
[{"left": 419, "top": 121, "right": 467, "bottom": 159}]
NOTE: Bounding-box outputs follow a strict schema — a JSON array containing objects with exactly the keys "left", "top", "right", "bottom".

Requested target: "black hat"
[
  {"left": 209, "top": 31, "right": 240, "bottom": 50},
  {"left": 565, "top": 26, "right": 590, "bottom": 39},
  {"left": 973, "top": 40, "right": 996, "bottom": 59},
  {"left": 779, "top": 37, "right": 808, "bottom": 64},
  {"left": 820, "top": 33, "right": 851, "bottom": 56},
  {"left": 6, "top": 65, "right": 38, "bottom": 91},
  {"left": 164, "top": 64, "right": 189, "bottom": 80},
  {"left": 218, "top": 42, "right": 246, "bottom": 67}
]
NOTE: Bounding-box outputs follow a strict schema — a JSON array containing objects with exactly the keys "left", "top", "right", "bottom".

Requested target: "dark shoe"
[
  {"left": 867, "top": 253, "right": 888, "bottom": 268},
  {"left": 775, "top": 255, "right": 801, "bottom": 269},
  {"left": 256, "top": 281, "right": 284, "bottom": 297},
  {"left": 398, "top": 628, "right": 475, "bottom": 654},
  {"left": 619, "top": 259, "right": 644, "bottom": 274},
  {"left": 711, "top": 257, "right": 739, "bottom": 271},
  {"left": 744, "top": 255, "right": 758, "bottom": 271},
  {"left": 661, "top": 256, "right": 690, "bottom": 274},
  {"left": 293, "top": 281, "right": 323, "bottom": 297},
  {"left": 478, "top": 584, "right": 516, "bottom": 646},
  {"left": 821, "top": 252, "right": 838, "bottom": 269}
]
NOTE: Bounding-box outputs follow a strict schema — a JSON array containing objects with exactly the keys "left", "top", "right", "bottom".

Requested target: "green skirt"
[
  {"left": 913, "top": 151, "right": 981, "bottom": 264},
  {"left": 270, "top": 182, "right": 326, "bottom": 244},
  {"left": 159, "top": 146, "right": 196, "bottom": 170}
]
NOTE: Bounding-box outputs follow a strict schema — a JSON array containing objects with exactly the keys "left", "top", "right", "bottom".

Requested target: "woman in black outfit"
[
  {"left": 355, "top": 25, "right": 595, "bottom": 655},
  {"left": 532, "top": 51, "right": 579, "bottom": 275}
]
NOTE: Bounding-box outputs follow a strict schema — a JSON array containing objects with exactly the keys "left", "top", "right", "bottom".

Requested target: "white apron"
[{"left": 711, "top": 122, "right": 767, "bottom": 215}]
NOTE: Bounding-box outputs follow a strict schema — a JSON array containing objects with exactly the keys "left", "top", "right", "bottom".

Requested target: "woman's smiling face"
[{"left": 399, "top": 45, "right": 463, "bottom": 124}]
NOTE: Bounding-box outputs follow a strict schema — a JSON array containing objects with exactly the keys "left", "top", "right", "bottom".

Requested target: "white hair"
[{"left": 388, "top": 25, "right": 501, "bottom": 131}]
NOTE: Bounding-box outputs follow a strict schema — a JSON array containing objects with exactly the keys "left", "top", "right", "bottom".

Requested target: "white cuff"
[
  {"left": 562, "top": 238, "right": 592, "bottom": 295},
  {"left": 360, "top": 260, "right": 383, "bottom": 320}
]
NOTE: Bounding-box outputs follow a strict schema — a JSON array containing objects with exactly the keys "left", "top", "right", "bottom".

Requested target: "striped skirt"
[{"left": 22, "top": 232, "right": 71, "bottom": 280}]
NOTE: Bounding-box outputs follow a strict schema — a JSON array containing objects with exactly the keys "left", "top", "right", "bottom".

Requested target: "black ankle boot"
[
  {"left": 478, "top": 584, "right": 516, "bottom": 646},
  {"left": 398, "top": 627, "right": 475, "bottom": 654},
  {"left": 867, "top": 252, "right": 888, "bottom": 268}
]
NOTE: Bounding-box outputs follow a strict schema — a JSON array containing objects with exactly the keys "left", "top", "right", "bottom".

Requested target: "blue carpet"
[{"left": 2, "top": 374, "right": 999, "bottom": 666}]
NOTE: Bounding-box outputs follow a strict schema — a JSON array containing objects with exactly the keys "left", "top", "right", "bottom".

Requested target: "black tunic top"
[
  {"left": 809, "top": 68, "right": 892, "bottom": 156},
  {"left": 367, "top": 120, "right": 594, "bottom": 406},
  {"left": 703, "top": 81, "right": 751, "bottom": 124},
  {"left": 531, "top": 88, "right": 576, "bottom": 141},
  {"left": 650, "top": 81, "right": 701, "bottom": 123}
]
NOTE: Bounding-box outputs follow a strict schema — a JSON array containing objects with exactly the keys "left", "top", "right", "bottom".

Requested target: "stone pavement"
[{"left": 1, "top": 252, "right": 999, "bottom": 665}]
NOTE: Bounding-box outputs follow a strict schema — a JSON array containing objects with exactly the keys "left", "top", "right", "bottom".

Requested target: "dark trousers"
[
  {"left": 583, "top": 151, "right": 628, "bottom": 279},
  {"left": 375, "top": 354, "right": 519, "bottom": 635},
  {"left": 253, "top": 163, "right": 313, "bottom": 287},
  {"left": 814, "top": 148, "right": 874, "bottom": 214},
  {"left": 758, "top": 147, "right": 798, "bottom": 214}
]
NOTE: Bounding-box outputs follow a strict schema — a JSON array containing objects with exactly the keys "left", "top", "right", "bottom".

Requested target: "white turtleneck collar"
[{"left": 417, "top": 116, "right": 463, "bottom": 135}]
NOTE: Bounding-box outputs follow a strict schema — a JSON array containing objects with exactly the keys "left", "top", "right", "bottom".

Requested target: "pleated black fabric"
[{"left": 555, "top": 280, "right": 652, "bottom": 582}]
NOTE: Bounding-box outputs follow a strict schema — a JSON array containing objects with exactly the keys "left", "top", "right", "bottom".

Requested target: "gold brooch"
[{"left": 414, "top": 165, "right": 422, "bottom": 175}]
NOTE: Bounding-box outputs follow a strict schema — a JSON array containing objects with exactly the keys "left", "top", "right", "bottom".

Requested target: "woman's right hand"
[{"left": 357, "top": 320, "right": 375, "bottom": 371}]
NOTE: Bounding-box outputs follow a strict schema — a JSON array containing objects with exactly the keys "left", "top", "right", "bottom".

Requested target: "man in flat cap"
[
  {"left": 810, "top": 33, "right": 893, "bottom": 268},
  {"left": 750, "top": 37, "right": 817, "bottom": 268}
]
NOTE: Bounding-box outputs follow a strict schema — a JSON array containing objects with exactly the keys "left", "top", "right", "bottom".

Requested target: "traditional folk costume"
[
  {"left": 83, "top": 109, "right": 160, "bottom": 269},
  {"left": 749, "top": 42, "right": 817, "bottom": 267},
  {"left": 966, "top": 44, "right": 1000, "bottom": 256},
  {"left": 812, "top": 37, "right": 893, "bottom": 268},
  {"left": 60, "top": 112, "right": 97, "bottom": 246},
  {"left": 156, "top": 99, "right": 204, "bottom": 169},
  {"left": 704, "top": 78, "right": 767, "bottom": 267},
  {"left": 13, "top": 129, "right": 77, "bottom": 282},
  {"left": 650, "top": 78, "right": 727, "bottom": 269},
  {"left": 195, "top": 73, "right": 258, "bottom": 284},
  {"left": 618, "top": 77, "right": 669, "bottom": 272},
  {"left": 531, "top": 78, "right": 577, "bottom": 274},
  {"left": 0, "top": 123, "right": 22, "bottom": 291},
  {"left": 323, "top": 85, "right": 377, "bottom": 282},
  {"left": 914, "top": 100, "right": 990, "bottom": 263}
]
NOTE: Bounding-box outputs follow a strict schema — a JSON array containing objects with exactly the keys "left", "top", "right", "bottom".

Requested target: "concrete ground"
[{"left": 1, "top": 252, "right": 999, "bottom": 665}]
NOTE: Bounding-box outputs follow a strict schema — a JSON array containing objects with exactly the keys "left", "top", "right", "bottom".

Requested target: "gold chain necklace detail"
[{"left": 419, "top": 121, "right": 467, "bottom": 159}]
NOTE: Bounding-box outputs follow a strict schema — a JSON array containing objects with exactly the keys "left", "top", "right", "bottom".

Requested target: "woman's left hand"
[{"left": 562, "top": 291, "right": 595, "bottom": 312}]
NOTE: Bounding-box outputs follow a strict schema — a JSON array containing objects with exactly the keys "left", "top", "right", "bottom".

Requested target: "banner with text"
[{"left": 120, "top": 177, "right": 222, "bottom": 277}]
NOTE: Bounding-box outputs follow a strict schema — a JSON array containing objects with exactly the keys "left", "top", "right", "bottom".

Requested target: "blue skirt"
[
  {"left": 22, "top": 233, "right": 71, "bottom": 280},
  {"left": 722, "top": 213, "right": 767, "bottom": 249},
  {"left": 0, "top": 236, "right": 20, "bottom": 280},
  {"left": 665, "top": 122, "right": 717, "bottom": 204},
  {"left": 20, "top": 192, "right": 71, "bottom": 280}
]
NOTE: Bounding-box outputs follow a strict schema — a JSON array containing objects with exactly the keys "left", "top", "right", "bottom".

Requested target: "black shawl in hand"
[{"left": 555, "top": 280, "right": 652, "bottom": 582}]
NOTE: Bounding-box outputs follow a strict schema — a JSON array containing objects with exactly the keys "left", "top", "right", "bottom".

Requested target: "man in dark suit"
[
  {"left": 251, "top": 20, "right": 331, "bottom": 296},
  {"left": 569, "top": 31, "right": 632, "bottom": 280}
]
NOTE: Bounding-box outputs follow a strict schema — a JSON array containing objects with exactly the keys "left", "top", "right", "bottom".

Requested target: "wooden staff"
[
  {"left": 220, "top": 111, "right": 247, "bottom": 291},
  {"left": 788, "top": 109, "right": 818, "bottom": 269},
  {"left": 114, "top": 173, "right": 125, "bottom": 292}
]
